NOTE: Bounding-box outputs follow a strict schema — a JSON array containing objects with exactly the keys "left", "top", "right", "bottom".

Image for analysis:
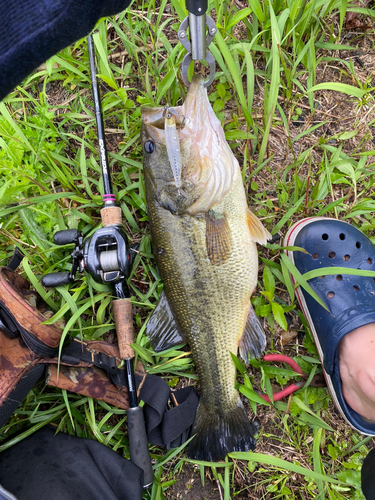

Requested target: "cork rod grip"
[
  {"left": 113, "top": 298, "right": 134, "bottom": 359},
  {"left": 101, "top": 206, "right": 122, "bottom": 227}
]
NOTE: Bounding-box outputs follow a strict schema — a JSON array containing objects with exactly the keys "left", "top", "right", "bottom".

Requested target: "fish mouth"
[
  {"left": 141, "top": 76, "right": 208, "bottom": 131},
  {"left": 142, "top": 76, "right": 237, "bottom": 215},
  {"left": 141, "top": 106, "right": 183, "bottom": 130}
]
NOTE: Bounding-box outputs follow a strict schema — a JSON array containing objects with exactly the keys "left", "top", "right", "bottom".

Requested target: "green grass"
[{"left": 1, "top": 0, "right": 375, "bottom": 498}]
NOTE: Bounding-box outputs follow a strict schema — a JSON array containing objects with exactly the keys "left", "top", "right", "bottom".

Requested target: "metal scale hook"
[{"left": 178, "top": 0, "right": 217, "bottom": 88}]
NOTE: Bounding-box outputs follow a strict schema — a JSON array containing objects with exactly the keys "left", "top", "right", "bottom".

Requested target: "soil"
[{"left": 169, "top": 468, "right": 222, "bottom": 500}]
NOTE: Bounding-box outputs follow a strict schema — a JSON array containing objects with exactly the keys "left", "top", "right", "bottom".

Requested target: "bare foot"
[{"left": 339, "top": 323, "right": 375, "bottom": 421}]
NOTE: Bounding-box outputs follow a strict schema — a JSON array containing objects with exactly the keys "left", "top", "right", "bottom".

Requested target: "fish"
[{"left": 141, "top": 75, "right": 271, "bottom": 462}]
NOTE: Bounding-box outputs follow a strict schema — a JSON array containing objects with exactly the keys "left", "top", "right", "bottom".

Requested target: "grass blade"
[
  {"left": 228, "top": 452, "right": 346, "bottom": 485},
  {"left": 307, "top": 82, "right": 367, "bottom": 99},
  {"left": 280, "top": 253, "right": 329, "bottom": 311}
]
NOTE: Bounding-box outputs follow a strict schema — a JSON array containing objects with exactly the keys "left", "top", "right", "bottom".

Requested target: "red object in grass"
[{"left": 259, "top": 353, "right": 304, "bottom": 403}]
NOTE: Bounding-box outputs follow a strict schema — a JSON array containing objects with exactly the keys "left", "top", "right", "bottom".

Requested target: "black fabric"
[
  {"left": 142, "top": 379, "right": 199, "bottom": 448},
  {"left": 61, "top": 340, "right": 126, "bottom": 387},
  {"left": 0, "top": 0, "right": 132, "bottom": 102},
  {"left": 361, "top": 448, "right": 375, "bottom": 499},
  {"left": 60, "top": 339, "right": 200, "bottom": 447},
  {"left": 0, "top": 304, "right": 20, "bottom": 339},
  {"left": 0, "top": 426, "right": 143, "bottom": 500},
  {"left": 0, "top": 302, "right": 59, "bottom": 357},
  {"left": 0, "top": 364, "right": 46, "bottom": 429}
]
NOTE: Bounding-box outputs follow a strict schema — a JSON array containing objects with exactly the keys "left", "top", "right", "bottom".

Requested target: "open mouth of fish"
[
  {"left": 142, "top": 77, "right": 209, "bottom": 195},
  {"left": 142, "top": 76, "right": 238, "bottom": 216},
  {"left": 142, "top": 76, "right": 207, "bottom": 131}
]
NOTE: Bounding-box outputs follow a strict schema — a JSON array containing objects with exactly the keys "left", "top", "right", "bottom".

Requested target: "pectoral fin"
[
  {"left": 238, "top": 304, "right": 266, "bottom": 361},
  {"left": 246, "top": 209, "right": 271, "bottom": 245},
  {"left": 146, "top": 291, "right": 186, "bottom": 352},
  {"left": 206, "top": 213, "right": 232, "bottom": 265}
]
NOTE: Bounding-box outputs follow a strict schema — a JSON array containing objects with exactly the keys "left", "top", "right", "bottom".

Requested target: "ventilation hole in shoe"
[
  {"left": 353, "top": 285, "right": 359, "bottom": 291},
  {"left": 327, "top": 291, "right": 335, "bottom": 298},
  {"left": 336, "top": 275, "right": 343, "bottom": 281},
  {"left": 339, "top": 233, "right": 346, "bottom": 240},
  {"left": 312, "top": 253, "right": 319, "bottom": 259},
  {"left": 328, "top": 252, "right": 335, "bottom": 258},
  {"left": 356, "top": 241, "right": 361, "bottom": 249},
  {"left": 373, "top": 278, "right": 375, "bottom": 283},
  {"left": 367, "top": 258, "right": 373, "bottom": 265},
  {"left": 344, "top": 255, "right": 350, "bottom": 262},
  {"left": 322, "top": 233, "right": 329, "bottom": 240},
  {"left": 318, "top": 276, "right": 324, "bottom": 279}
]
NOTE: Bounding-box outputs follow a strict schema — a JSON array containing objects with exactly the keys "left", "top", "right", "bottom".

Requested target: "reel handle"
[
  {"left": 127, "top": 407, "right": 154, "bottom": 489},
  {"left": 53, "top": 229, "right": 80, "bottom": 246},
  {"left": 41, "top": 272, "right": 72, "bottom": 288}
]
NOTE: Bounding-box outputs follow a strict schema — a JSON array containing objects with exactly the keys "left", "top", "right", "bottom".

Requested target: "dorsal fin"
[
  {"left": 146, "top": 291, "right": 186, "bottom": 352},
  {"left": 238, "top": 303, "right": 266, "bottom": 361},
  {"left": 246, "top": 209, "right": 271, "bottom": 245},
  {"left": 206, "top": 213, "right": 232, "bottom": 265}
]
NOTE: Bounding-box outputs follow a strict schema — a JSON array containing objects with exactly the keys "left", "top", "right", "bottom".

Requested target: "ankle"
[{"left": 339, "top": 323, "right": 375, "bottom": 420}]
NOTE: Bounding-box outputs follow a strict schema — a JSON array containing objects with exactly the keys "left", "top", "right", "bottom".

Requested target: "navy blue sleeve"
[{"left": 0, "top": 0, "right": 132, "bottom": 101}]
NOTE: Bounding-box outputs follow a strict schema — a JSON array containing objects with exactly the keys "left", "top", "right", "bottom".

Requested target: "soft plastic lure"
[{"left": 164, "top": 109, "right": 182, "bottom": 194}]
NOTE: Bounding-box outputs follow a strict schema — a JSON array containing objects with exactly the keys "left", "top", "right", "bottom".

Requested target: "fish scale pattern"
[{"left": 148, "top": 171, "right": 257, "bottom": 421}]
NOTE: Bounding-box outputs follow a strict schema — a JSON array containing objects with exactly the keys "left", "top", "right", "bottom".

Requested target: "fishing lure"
[{"left": 164, "top": 107, "right": 182, "bottom": 195}]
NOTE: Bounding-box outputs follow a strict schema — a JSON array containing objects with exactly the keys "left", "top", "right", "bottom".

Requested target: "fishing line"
[{"left": 99, "top": 250, "right": 120, "bottom": 272}]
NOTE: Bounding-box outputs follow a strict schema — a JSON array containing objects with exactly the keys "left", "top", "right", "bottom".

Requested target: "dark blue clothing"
[
  {"left": 0, "top": 0, "right": 131, "bottom": 101},
  {"left": 0, "top": 427, "right": 143, "bottom": 500}
]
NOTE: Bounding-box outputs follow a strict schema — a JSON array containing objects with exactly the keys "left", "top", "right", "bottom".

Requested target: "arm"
[{"left": 0, "top": 0, "right": 132, "bottom": 101}]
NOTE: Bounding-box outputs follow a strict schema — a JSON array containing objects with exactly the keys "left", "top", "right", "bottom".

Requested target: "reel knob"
[
  {"left": 53, "top": 229, "right": 81, "bottom": 246},
  {"left": 41, "top": 272, "right": 73, "bottom": 288}
]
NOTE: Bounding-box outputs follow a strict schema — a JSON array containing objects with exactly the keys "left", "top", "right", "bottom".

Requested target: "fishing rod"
[
  {"left": 41, "top": 33, "right": 153, "bottom": 490},
  {"left": 178, "top": 0, "right": 217, "bottom": 87}
]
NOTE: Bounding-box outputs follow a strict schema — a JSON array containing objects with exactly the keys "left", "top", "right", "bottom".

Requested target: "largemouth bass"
[{"left": 141, "top": 76, "right": 271, "bottom": 461}]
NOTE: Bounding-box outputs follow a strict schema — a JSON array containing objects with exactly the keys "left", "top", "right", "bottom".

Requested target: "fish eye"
[{"left": 144, "top": 140, "right": 155, "bottom": 154}]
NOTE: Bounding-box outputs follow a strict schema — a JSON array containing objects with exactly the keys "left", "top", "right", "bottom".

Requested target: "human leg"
[{"left": 339, "top": 323, "right": 375, "bottom": 421}]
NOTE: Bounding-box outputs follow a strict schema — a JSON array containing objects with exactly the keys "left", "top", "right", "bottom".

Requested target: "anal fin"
[
  {"left": 146, "top": 291, "right": 186, "bottom": 352},
  {"left": 238, "top": 304, "right": 266, "bottom": 361}
]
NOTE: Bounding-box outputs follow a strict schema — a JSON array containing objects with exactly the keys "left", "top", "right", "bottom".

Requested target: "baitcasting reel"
[{"left": 41, "top": 227, "right": 135, "bottom": 294}]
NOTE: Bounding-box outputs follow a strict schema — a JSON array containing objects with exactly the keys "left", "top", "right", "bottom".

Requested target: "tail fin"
[{"left": 188, "top": 401, "right": 256, "bottom": 462}]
